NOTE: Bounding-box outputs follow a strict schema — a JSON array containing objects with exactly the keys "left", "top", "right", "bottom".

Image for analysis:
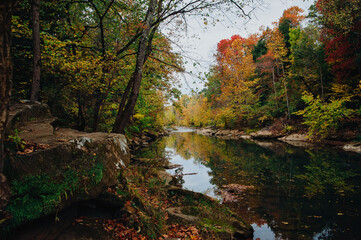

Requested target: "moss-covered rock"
[{"left": 2, "top": 103, "right": 130, "bottom": 232}]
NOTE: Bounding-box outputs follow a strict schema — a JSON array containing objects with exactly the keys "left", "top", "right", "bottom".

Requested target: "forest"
[
  {"left": 165, "top": 2, "right": 361, "bottom": 141},
  {"left": 0, "top": 0, "right": 361, "bottom": 239},
  {"left": 0, "top": 0, "right": 360, "bottom": 144}
]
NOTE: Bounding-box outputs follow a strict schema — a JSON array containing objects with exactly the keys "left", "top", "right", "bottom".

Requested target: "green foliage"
[
  {"left": 6, "top": 171, "right": 77, "bottom": 228},
  {"left": 5, "top": 129, "right": 26, "bottom": 152},
  {"left": 5, "top": 162, "right": 103, "bottom": 230},
  {"left": 283, "top": 125, "right": 294, "bottom": 133},
  {"left": 288, "top": 25, "right": 330, "bottom": 99},
  {"left": 252, "top": 38, "right": 267, "bottom": 61},
  {"left": 127, "top": 125, "right": 141, "bottom": 134},
  {"left": 88, "top": 162, "right": 104, "bottom": 184},
  {"left": 11, "top": 0, "right": 182, "bottom": 133},
  {"left": 295, "top": 92, "right": 354, "bottom": 140}
]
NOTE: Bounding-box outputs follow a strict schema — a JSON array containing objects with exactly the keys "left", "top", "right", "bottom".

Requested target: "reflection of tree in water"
[
  {"left": 153, "top": 132, "right": 361, "bottom": 239},
  {"left": 135, "top": 138, "right": 167, "bottom": 159},
  {"left": 296, "top": 149, "right": 358, "bottom": 198}
]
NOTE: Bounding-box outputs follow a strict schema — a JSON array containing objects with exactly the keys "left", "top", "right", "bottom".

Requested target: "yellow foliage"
[
  {"left": 218, "top": 38, "right": 259, "bottom": 117},
  {"left": 266, "top": 28, "right": 288, "bottom": 63},
  {"left": 134, "top": 113, "right": 145, "bottom": 120}
]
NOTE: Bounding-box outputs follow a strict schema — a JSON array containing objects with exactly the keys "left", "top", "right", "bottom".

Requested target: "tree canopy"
[{"left": 167, "top": 3, "right": 361, "bottom": 140}]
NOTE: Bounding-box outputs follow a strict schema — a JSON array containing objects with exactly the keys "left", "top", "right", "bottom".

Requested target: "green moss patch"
[{"left": 4, "top": 162, "right": 104, "bottom": 231}]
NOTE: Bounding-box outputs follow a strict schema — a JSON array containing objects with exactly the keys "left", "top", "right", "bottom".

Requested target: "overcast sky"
[{"left": 170, "top": 0, "right": 314, "bottom": 94}]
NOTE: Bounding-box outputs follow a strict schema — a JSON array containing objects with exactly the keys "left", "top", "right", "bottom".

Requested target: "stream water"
[{"left": 135, "top": 128, "right": 361, "bottom": 240}]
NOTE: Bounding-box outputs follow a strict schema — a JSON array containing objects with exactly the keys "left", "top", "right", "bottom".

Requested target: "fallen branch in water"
[{"left": 174, "top": 173, "right": 198, "bottom": 177}]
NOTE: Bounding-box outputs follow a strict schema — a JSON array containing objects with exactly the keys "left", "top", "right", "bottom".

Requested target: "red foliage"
[
  {"left": 316, "top": 0, "right": 361, "bottom": 82},
  {"left": 324, "top": 29, "right": 360, "bottom": 80},
  {"left": 217, "top": 35, "right": 243, "bottom": 56},
  {"left": 160, "top": 224, "right": 201, "bottom": 240},
  {"left": 256, "top": 51, "right": 276, "bottom": 72}
]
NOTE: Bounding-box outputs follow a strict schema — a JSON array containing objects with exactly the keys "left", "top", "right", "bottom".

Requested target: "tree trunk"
[
  {"left": 92, "top": 97, "right": 102, "bottom": 131},
  {"left": 281, "top": 63, "right": 291, "bottom": 119},
  {"left": 77, "top": 95, "right": 85, "bottom": 131},
  {"left": 88, "top": 0, "right": 114, "bottom": 132},
  {"left": 112, "top": 0, "right": 157, "bottom": 133},
  {"left": 92, "top": 18, "right": 105, "bottom": 132},
  {"left": 319, "top": 66, "right": 324, "bottom": 101},
  {"left": 30, "top": 0, "right": 41, "bottom": 102},
  {"left": 0, "top": 1, "right": 15, "bottom": 172},
  {"left": 272, "top": 68, "right": 278, "bottom": 110}
]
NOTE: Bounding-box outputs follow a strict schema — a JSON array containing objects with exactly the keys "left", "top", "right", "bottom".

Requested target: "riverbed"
[{"left": 135, "top": 129, "right": 361, "bottom": 240}]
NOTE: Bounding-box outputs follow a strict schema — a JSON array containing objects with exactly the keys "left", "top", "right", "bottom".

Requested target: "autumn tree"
[
  {"left": 316, "top": 0, "right": 361, "bottom": 85},
  {"left": 264, "top": 6, "right": 305, "bottom": 118},
  {"left": 111, "top": 0, "right": 262, "bottom": 133},
  {"left": 265, "top": 27, "right": 291, "bottom": 118},
  {"left": 217, "top": 35, "right": 259, "bottom": 120}
]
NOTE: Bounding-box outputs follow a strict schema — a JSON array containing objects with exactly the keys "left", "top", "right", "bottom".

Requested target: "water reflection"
[{"left": 136, "top": 132, "right": 361, "bottom": 239}]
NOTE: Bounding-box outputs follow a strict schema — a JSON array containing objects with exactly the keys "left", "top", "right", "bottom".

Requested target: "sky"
[{"left": 170, "top": 0, "right": 314, "bottom": 94}]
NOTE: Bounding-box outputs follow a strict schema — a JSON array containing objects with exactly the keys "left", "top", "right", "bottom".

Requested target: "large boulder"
[{"left": 3, "top": 102, "right": 130, "bottom": 230}]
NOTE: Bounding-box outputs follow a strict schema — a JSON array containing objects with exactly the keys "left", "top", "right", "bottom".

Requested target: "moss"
[
  {"left": 3, "top": 162, "right": 104, "bottom": 231},
  {"left": 5, "top": 173, "right": 74, "bottom": 229},
  {"left": 87, "top": 162, "right": 103, "bottom": 184},
  {"left": 181, "top": 206, "right": 200, "bottom": 215},
  {"left": 200, "top": 218, "right": 236, "bottom": 233}
]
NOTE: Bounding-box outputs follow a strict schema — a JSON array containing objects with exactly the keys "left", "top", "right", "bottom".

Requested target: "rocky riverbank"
[
  {"left": 196, "top": 127, "right": 361, "bottom": 154},
  {"left": 1, "top": 102, "right": 253, "bottom": 239}
]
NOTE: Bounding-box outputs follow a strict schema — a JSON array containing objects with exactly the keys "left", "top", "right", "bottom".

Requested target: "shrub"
[{"left": 295, "top": 92, "right": 354, "bottom": 140}]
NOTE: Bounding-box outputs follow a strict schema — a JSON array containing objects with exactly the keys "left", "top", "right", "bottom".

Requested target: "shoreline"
[{"left": 194, "top": 127, "right": 361, "bottom": 154}]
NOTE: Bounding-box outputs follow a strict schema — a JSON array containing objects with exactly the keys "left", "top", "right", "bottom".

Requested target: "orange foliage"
[
  {"left": 216, "top": 35, "right": 259, "bottom": 112},
  {"left": 279, "top": 6, "right": 305, "bottom": 27}
]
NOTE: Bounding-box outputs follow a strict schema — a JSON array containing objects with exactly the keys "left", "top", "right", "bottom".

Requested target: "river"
[{"left": 135, "top": 128, "right": 361, "bottom": 240}]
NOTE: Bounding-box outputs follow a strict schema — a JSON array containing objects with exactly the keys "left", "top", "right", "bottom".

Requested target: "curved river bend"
[{"left": 136, "top": 129, "right": 361, "bottom": 240}]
